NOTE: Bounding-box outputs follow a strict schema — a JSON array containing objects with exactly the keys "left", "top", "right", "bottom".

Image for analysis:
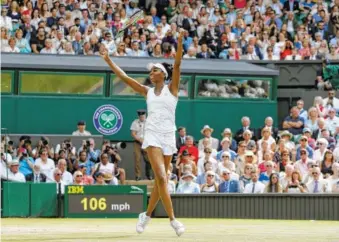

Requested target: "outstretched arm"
[
  {"left": 101, "top": 51, "right": 149, "bottom": 97},
  {"left": 169, "top": 30, "right": 184, "bottom": 97}
]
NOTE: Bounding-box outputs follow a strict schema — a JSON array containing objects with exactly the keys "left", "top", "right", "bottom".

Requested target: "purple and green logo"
[{"left": 93, "top": 105, "right": 123, "bottom": 135}]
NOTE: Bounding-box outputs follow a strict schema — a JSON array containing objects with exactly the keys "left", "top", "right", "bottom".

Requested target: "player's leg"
[{"left": 146, "top": 155, "right": 172, "bottom": 216}]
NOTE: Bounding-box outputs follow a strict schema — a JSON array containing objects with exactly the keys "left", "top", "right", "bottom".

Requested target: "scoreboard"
[{"left": 64, "top": 185, "right": 147, "bottom": 218}]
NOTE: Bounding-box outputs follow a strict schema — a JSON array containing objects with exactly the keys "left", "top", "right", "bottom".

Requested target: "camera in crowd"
[
  {"left": 105, "top": 141, "right": 127, "bottom": 153},
  {"left": 41, "top": 137, "right": 48, "bottom": 146}
]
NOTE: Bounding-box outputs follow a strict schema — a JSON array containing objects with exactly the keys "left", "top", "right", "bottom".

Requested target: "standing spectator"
[
  {"left": 72, "top": 120, "right": 91, "bottom": 136},
  {"left": 306, "top": 167, "right": 331, "bottom": 193},
  {"left": 218, "top": 168, "right": 240, "bottom": 193},
  {"left": 176, "top": 172, "right": 200, "bottom": 194},
  {"left": 244, "top": 171, "right": 265, "bottom": 193},
  {"left": 130, "top": 109, "right": 151, "bottom": 180},
  {"left": 264, "top": 173, "right": 282, "bottom": 193}
]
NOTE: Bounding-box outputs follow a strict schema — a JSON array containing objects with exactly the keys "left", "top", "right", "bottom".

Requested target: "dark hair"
[{"left": 161, "top": 62, "right": 173, "bottom": 81}]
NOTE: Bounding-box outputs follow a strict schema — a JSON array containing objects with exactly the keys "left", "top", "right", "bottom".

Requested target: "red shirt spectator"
[{"left": 178, "top": 136, "right": 199, "bottom": 164}]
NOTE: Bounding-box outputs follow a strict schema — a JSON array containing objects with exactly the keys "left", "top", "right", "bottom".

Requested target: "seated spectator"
[
  {"left": 196, "top": 162, "right": 221, "bottom": 186},
  {"left": 239, "top": 163, "right": 254, "bottom": 191},
  {"left": 34, "top": 149, "right": 55, "bottom": 181},
  {"left": 220, "top": 128, "right": 237, "bottom": 152},
  {"left": 1, "top": 160, "right": 25, "bottom": 182},
  {"left": 320, "top": 129, "right": 336, "bottom": 151},
  {"left": 218, "top": 169, "right": 240, "bottom": 193},
  {"left": 18, "top": 151, "right": 34, "bottom": 177},
  {"left": 264, "top": 173, "right": 282, "bottom": 193},
  {"left": 294, "top": 149, "right": 314, "bottom": 179},
  {"left": 258, "top": 116, "right": 279, "bottom": 140},
  {"left": 329, "top": 163, "right": 339, "bottom": 192},
  {"left": 259, "top": 161, "right": 275, "bottom": 185},
  {"left": 314, "top": 138, "right": 330, "bottom": 163},
  {"left": 244, "top": 171, "right": 265, "bottom": 194},
  {"left": 285, "top": 171, "right": 306, "bottom": 193},
  {"left": 79, "top": 163, "right": 94, "bottom": 185},
  {"left": 282, "top": 106, "right": 305, "bottom": 136},
  {"left": 93, "top": 153, "right": 118, "bottom": 185},
  {"left": 197, "top": 147, "right": 218, "bottom": 175},
  {"left": 198, "top": 125, "right": 219, "bottom": 151},
  {"left": 74, "top": 151, "right": 95, "bottom": 175},
  {"left": 178, "top": 136, "right": 199, "bottom": 165},
  {"left": 296, "top": 136, "right": 314, "bottom": 160},
  {"left": 280, "top": 164, "right": 294, "bottom": 190},
  {"left": 73, "top": 170, "right": 84, "bottom": 185},
  {"left": 200, "top": 171, "right": 219, "bottom": 193},
  {"left": 303, "top": 128, "right": 316, "bottom": 150},
  {"left": 176, "top": 172, "right": 200, "bottom": 194},
  {"left": 94, "top": 172, "right": 106, "bottom": 185},
  {"left": 257, "top": 127, "right": 276, "bottom": 151},
  {"left": 72, "top": 120, "right": 92, "bottom": 136},
  {"left": 40, "top": 38, "right": 57, "bottom": 54},
  {"left": 235, "top": 116, "right": 256, "bottom": 143},
  {"left": 3, "top": 37, "right": 20, "bottom": 53},
  {"left": 306, "top": 167, "right": 331, "bottom": 193},
  {"left": 258, "top": 149, "right": 275, "bottom": 172},
  {"left": 234, "top": 141, "right": 247, "bottom": 175},
  {"left": 167, "top": 170, "right": 176, "bottom": 194},
  {"left": 326, "top": 108, "right": 339, "bottom": 136},
  {"left": 198, "top": 138, "right": 217, "bottom": 159},
  {"left": 323, "top": 90, "right": 339, "bottom": 110},
  {"left": 242, "top": 130, "right": 257, "bottom": 152},
  {"left": 216, "top": 138, "right": 237, "bottom": 162},
  {"left": 305, "top": 108, "right": 320, "bottom": 135},
  {"left": 25, "top": 164, "right": 47, "bottom": 183},
  {"left": 177, "top": 150, "right": 197, "bottom": 178},
  {"left": 285, "top": 48, "right": 302, "bottom": 60},
  {"left": 183, "top": 46, "right": 196, "bottom": 59},
  {"left": 217, "top": 151, "right": 235, "bottom": 173},
  {"left": 320, "top": 151, "right": 335, "bottom": 178},
  {"left": 279, "top": 131, "right": 295, "bottom": 151}
]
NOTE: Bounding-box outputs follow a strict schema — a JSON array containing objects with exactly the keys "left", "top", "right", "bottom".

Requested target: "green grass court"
[{"left": 2, "top": 218, "right": 339, "bottom": 242}]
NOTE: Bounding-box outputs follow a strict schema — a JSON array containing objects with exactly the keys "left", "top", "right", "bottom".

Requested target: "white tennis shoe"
[
  {"left": 170, "top": 219, "right": 185, "bottom": 237},
  {"left": 136, "top": 212, "right": 151, "bottom": 234}
]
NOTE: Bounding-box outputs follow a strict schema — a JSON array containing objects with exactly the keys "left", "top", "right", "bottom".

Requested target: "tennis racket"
[{"left": 115, "top": 10, "right": 144, "bottom": 40}]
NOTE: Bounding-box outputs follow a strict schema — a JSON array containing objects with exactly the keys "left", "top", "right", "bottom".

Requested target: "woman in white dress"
[{"left": 101, "top": 31, "right": 185, "bottom": 236}]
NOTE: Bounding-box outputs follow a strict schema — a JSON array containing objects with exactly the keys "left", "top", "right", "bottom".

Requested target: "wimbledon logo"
[{"left": 93, "top": 104, "right": 123, "bottom": 135}]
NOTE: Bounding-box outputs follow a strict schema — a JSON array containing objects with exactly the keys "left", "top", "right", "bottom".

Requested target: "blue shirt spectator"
[
  {"left": 19, "top": 156, "right": 35, "bottom": 176},
  {"left": 283, "top": 107, "right": 305, "bottom": 135}
]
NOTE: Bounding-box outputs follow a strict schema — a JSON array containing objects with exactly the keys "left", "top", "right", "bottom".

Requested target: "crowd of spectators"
[
  {"left": 1, "top": 90, "right": 338, "bottom": 195},
  {"left": 2, "top": 0, "right": 339, "bottom": 60}
]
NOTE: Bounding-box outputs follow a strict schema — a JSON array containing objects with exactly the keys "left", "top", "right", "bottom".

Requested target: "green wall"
[{"left": 1, "top": 96, "right": 277, "bottom": 140}]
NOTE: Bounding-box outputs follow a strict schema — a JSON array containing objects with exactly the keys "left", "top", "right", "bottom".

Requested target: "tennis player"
[{"left": 101, "top": 31, "right": 185, "bottom": 236}]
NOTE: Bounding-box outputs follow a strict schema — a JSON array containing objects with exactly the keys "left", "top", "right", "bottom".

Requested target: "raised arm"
[
  {"left": 101, "top": 51, "right": 149, "bottom": 97},
  {"left": 169, "top": 30, "right": 184, "bottom": 97}
]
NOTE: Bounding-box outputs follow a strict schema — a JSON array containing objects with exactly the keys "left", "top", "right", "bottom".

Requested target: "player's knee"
[{"left": 156, "top": 175, "right": 167, "bottom": 186}]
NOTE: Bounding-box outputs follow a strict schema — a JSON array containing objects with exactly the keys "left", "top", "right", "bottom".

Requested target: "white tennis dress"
[{"left": 141, "top": 85, "right": 178, "bottom": 155}]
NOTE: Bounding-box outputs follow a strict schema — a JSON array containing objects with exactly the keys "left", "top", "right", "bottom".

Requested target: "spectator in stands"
[
  {"left": 216, "top": 137, "right": 237, "bottom": 162},
  {"left": 239, "top": 163, "right": 254, "bottom": 191},
  {"left": 323, "top": 90, "right": 339, "bottom": 110},
  {"left": 294, "top": 149, "right": 314, "bottom": 179},
  {"left": 242, "top": 130, "right": 257, "bottom": 152},
  {"left": 177, "top": 150, "right": 197, "bottom": 178},
  {"left": 306, "top": 167, "right": 331, "bottom": 193},
  {"left": 314, "top": 138, "right": 330, "bottom": 163},
  {"left": 296, "top": 136, "right": 314, "bottom": 160},
  {"left": 93, "top": 153, "right": 118, "bottom": 185},
  {"left": 198, "top": 125, "right": 219, "bottom": 150},
  {"left": 283, "top": 106, "right": 305, "bottom": 136},
  {"left": 2, "top": 160, "right": 25, "bottom": 182},
  {"left": 201, "top": 170, "right": 218, "bottom": 193},
  {"left": 220, "top": 128, "right": 237, "bottom": 152},
  {"left": 280, "top": 164, "right": 294, "bottom": 190},
  {"left": 198, "top": 138, "right": 217, "bottom": 158},
  {"left": 320, "top": 151, "right": 335, "bottom": 178},
  {"left": 305, "top": 107, "right": 319, "bottom": 134},
  {"left": 320, "top": 129, "right": 336, "bottom": 151},
  {"left": 258, "top": 117, "right": 279, "bottom": 140},
  {"left": 329, "top": 163, "right": 339, "bottom": 192},
  {"left": 176, "top": 172, "right": 200, "bottom": 194},
  {"left": 18, "top": 151, "right": 34, "bottom": 177},
  {"left": 73, "top": 170, "right": 84, "bottom": 185},
  {"left": 57, "top": 159, "right": 73, "bottom": 185},
  {"left": 25, "top": 163, "right": 46, "bottom": 183},
  {"left": 257, "top": 127, "right": 276, "bottom": 151},
  {"left": 34, "top": 149, "right": 55, "bottom": 180},
  {"left": 326, "top": 108, "right": 339, "bottom": 135},
  {"left": 178, "top": 136, "right": 199, "bottom": 164},
  {"left": 217, "top": 151, "right": 235, "bottom": 175},
  {"left": 47, "top": 168, "right": 65, "bottom": 194},
  {"left": 264, "top": 172, "right": 282, "bottom": 193},
  {"left": 218, "top": 168, "right": 240, "bottom": 193},
  {"left": 259, "top": 161, "right": 275, "bottom": 185},
  {"left": 74, "top": 150, "right": 95, "bottom": 175},
  {"left": 94, "top": 172, "right": 106, "bottom": 185},
  {"left": 3, "top": 37, "right": 20, "bottom": 53},
  {"left": 235, "top": 116, "right": 256, "bottom": 143},
  {"left": 285, "top": 171, "right": 306, "bottom": 193},
  {"left": 72, "top": 120, "right": 91, "bottom": 136},
  {"left": 79, "top": 163, "right": 94, "bottom": 185},
  {"left": 244, "top": 170, "right": 265, "bottom": 194},
  {"left": 197, "top": 147, "right": 218, "bottom": 175},
  {"left": 296, "top": 99, "right": 308, "bottom": 121}
]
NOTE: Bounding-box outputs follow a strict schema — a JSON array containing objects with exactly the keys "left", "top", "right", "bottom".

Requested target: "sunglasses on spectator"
[
  {"left": 300, "top": 139, "right": 307, "bottom": 142},
  {"left": 301, "top": 152, "right": 307, "bottom": 155},
  {"left": 311, "top": 165, "right": 318, "bottom": 168},
  {"left": 312, "top": 172, "right": 319, "bottom": 175},
  {"left": 267, "top": 49, "right": 273, "bottom": 52},
  {"left": 56, "top": 173, "right": 62, "bottom": 176},
  {"left": 223, "top": 172, "right": 230, "bottom": 175},
  {"left": 205, "top": 151, "right": 212, "bottom": 154},
  {"left": 283, "top": 153, "right": 289, "bottom": 156},
  {"left": 76, "top": 175, "right": 83, "bottom": 177},
  {"left": 266, "top": 165, "right": 272, "bottom": 167},
  {"left": 240, "top": 145, "right": 246, "bottom": 148},
  {"left": 222, "top": 156, "right": 229, "bottom": 158},
  {"left": 207, "top": 175, "right": 214, "bottom": 177},
  {"left": 245, "top": 167, "right": 252, "bottom": 170}
]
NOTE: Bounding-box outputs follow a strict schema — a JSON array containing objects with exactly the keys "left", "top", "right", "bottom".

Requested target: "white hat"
[
  {"left": 245, "top": 151, "right": 255, "bottom": 157},
  {"left": 201, "top": 125, "right": 214, "bottom": 134},
  {"left": 147, "top": 63, "right": 168, "bottom": 79},
  {"left": 222, "top": 151, "right": 230, "bottom": 157},
  {"left": 9, "top": 160, "right": 19, "bottom": 166},
  {"left": 221, "top": 128, "right": 232, "bottom": 136},
  {"left": 181, "top": 172, "right": 196, "bottom": 180},
  {"left": 221, "top": 137, "right": 230, "bottom": 144}
]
